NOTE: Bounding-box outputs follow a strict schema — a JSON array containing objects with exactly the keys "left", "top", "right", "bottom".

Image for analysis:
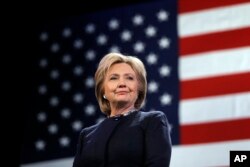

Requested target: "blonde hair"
[{"left": 95, "top": 52, "right": 147, "bottom": 116}]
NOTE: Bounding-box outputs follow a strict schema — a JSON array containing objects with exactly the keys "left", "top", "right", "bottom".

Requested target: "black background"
[{"left": 230, "top": 151, "right": 250, "bottom": 167}]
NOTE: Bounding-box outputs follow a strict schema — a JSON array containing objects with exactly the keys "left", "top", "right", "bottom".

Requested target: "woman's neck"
[{"left": 110, "top": 105, "right": 136, "bottom": 117}]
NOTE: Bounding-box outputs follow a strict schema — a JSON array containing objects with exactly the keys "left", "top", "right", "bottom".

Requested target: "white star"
[
  {"left": 159, "top": 65, "right": 171, "bottom": 77},
  {"left": 85, "top": 23, "right": 96, "bottom": 34},
  {"left": 38, "top": 85, "right": 47, "bottom": 95},
  {"left": 62, "top": 54, "right": 72, "bottom": 64},
  {"left": 97, "top": 34, "right": 108, "bottom": 45},
  {"left": 109, "top": 45, "right": 120, "bottom": 53},
  {"left": 48, "top": 123, "right": 58, "bottom": 134},
  {"left": 62, "top": 27, "right": 72, "bottom": 38},
  {"left": 61, "top": 108, "right": 71, "bottom": 119},
  {"left": 39, "top": 32, "right": 48, "bottom": 41},
  {"left": 108, "top": 19, "right": 119, "bottom": 30},
  {"left": 39, "top": 58, "right": 48, "bottom": 68},
  {"left": 61, "top": 81, "right": 71, "bottom": 91},
  {"left": 146, "top": 53, "right": 158, "bottom": 65},
  {"left": 84, "top": 104, "right": 96, "bottom": 116},
  {"left": 59, "top": 136, "right": 70, "bottom": 147},
  {"left": 132, "top": 14, "right": 144, "bottom": 26},
  {"left": 160, "top": 93, "right": 172, "bottom": 105},
  {"left": 73, "top": 66, "right": 84, "bottom": 76},
  {"left": 49, "top": 96, "right": 59, "bottom": 106},
  {"left": 85, "top": 77, "right": 94, "bottom": 88},
  {"left": 133, "top": 41, "right": 145, "bottom": 53},
  {"left": 73, "top": 93, "right": 84, "bottom": 103},
  {"left": 72, "top": 120, "right": 83, "bottom": 131},
  {"left": 145, "top": 26, "right": 157, "bottom": 37},
  {"left": 121, "top": 30, "right": 132, "bottom": 42},
  {"left": 35, "top": 140, "right": 46, "bottom": 151},
  {"left": 73, "top": 39, "right": 84, "bottom": 49},
  {"left": 37, "top": 112, "right": 47, "bottom": 122},
  {"left": 158, "top": 37, "right": 170, "bottom": 49},
  {"left": 148, "top": 81, "right": 159, "bottom": 93},
  {"left": 157, "top": 10, "right": 169, "bottom": 22},
  {"left": 50, "top": 69, "right": 60, "bottom": 79},
  {"left": 85, "top": 50, "right": 96, "bottom": 61},
  {"left": 50, "top": 43, "right": 60, "bottom": 53}
]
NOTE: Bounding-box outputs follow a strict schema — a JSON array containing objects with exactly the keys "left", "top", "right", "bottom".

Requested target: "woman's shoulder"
[
  {"left": 79, "top": 121, "right": 102, "bottom": 135},
  {"left": 137, "top": 110, "right": 169, "bottom": 126},
  {"left": 139, "top": 110, "right": 166, "bottom": 118}
]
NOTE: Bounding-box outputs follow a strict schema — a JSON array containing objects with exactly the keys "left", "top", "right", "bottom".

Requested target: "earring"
[{"left": 103, "top": 95, "right": 106, "bottom": 99}]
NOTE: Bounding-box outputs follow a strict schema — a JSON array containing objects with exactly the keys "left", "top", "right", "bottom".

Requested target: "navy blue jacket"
[{"left": 72, "top": 110, "right": 172, "bottom": 167}]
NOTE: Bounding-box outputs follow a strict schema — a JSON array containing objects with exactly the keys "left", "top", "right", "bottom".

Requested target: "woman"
[{"left": 73, "top": 52, "right": 172, "bottom": 167}]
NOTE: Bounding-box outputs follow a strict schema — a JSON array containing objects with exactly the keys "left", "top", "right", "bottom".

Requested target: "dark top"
[{"left": 72, "top": 110, "right": 172, "bottom": 167}]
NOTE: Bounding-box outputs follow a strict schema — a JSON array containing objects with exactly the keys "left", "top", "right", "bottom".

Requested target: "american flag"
[{"left": 20, "top": 0, "right": 250, "bottom": 166}]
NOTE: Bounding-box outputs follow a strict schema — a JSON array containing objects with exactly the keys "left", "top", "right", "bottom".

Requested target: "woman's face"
[{"left": 104, "top": 63, "right": 139, "bottom": 108}]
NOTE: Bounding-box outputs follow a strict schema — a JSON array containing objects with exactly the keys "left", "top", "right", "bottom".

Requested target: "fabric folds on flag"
[{"left": 20, "top": 0, "right": 250, "bottom": 167}]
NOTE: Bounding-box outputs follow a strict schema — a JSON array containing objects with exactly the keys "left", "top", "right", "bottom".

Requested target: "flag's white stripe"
[
  {"left": 21, "top": 140, "right": 250, "bottom": 167},
  {"left": 179, "top": 47, "right": 250, "bottom": 81},
  {"left": 21, "top": 157, "right": 74, "bottom": 167},
  {"left": 179, "top": 3, "right": 250, "bottom": 37},
  {"left": 170, "top": 139, "right": 250, "bottom": 167},
  {"left": 180, "top": 92, "right": 250, "bottom": 125}
]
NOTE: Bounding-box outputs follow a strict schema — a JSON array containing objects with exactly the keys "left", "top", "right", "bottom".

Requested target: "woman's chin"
[{"left": 115, "top": 100, "right": 131, "bottom": 106}]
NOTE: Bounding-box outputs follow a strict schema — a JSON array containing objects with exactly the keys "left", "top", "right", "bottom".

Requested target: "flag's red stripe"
[
  {"left": 179, "top": 0, "right": 249, "bottom": 13},
  {"left": 181, "top": 72, "right": 250, "bottom": 100},
  {"left": 180, "top": 27, "right": 250, "bottom": 56},
  {"left": 180, "top": 118, "right": 250, "bottom": 144}
]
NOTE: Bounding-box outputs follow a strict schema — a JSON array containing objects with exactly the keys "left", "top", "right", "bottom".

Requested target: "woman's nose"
[{"left": 117, "top": 79, "right": 126, "bottom": 87}]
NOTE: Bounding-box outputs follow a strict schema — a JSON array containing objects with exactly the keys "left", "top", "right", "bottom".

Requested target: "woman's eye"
[
  {"left": 110, "top": 77, "right": 117, "bottom": 80},
  {"left": 127, "top": 76, "right": 134, "bottom": 80}
]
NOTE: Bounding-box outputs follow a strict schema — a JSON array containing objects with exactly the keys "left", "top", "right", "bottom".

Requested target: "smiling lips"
[{"left": 115, "top": 91, "right": 129, "bottom": 95}]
